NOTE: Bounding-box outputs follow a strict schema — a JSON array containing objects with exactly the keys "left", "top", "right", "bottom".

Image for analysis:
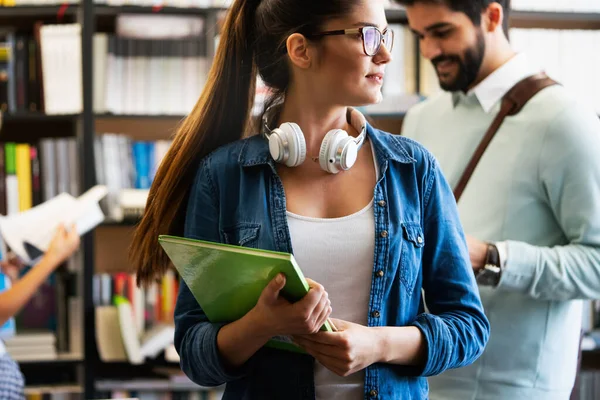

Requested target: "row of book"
[
  {"left": 23, "top": 394, "right": 80, "bottom": 400},
  {"left": 94, "top": 272, "right": 177, "bottom": 365},
  {"left": 95, "top": 134, "right": 171, "bottom": 221},
  {"left": 5, "top": 0, "right": 599, "bottom": 12},
  {"left": 0, "top": 24, "right": 82, "bottom": 115},
  {"left": 98, "top": 35, "right": 209, "bottom": 116},
  {"left": 0, "top": 0, "right": 230, "bottom": 6},
  {"left": 3, "top": 331, "right": 56, "bottom": 361},
  {"left": 93, "top": 271, "right": 178, "bottom": 331},
  {"left": 0, "top": 13, "right": 209, "bottom": 115},
  {"left": 0, "top": 30, "right": 43, "bottom": 113},
  {"left": 0, "top": 139, "right": 80, "bottom": 216},
  {"left": 577, "top": 371, "right": 600, "bottom": 400},
  {"left": 510, "top": 28, "right": 600, "bottom": 113}
]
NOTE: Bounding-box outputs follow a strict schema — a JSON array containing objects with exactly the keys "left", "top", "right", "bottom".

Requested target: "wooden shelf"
[
  {"left": 511, "top": 10, "right": 600, "bottom": 29},
  {"left": 15, "top": 352, "right": 83, "bottom": 365},
  {"left": 96, "top": 379, "right": 215, "bottom": 392},
  {"left": 94, "top": 4, "right": 225, "bottom": 16},
  {"left": 3, "top": 112, "right": 79, "bottom": 121},
  {"left": 0, "top": 113, "right": 79, "bottom": 141},
  {"left": 0, "top": 5, "right": 78, "bottom": 26},
  {"left": 95, "top": 114, "right": 181, "bottom": 141},
  {"left": 24, "top": 384, "right": 83, "bottom": 395},
  {"left": 101, "top": 218, "right": 140, "bottom": 227},
  {"left": 0, "top": 5, "right": 77, "bottom": 17},
  {"left": 95, "top": 113, "right": 185, "bottom": 120},
  {"left": 384, "top": 8, "right": 600, "bottom": 29}
]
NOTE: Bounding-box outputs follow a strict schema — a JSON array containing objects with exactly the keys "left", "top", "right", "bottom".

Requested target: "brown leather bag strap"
[{"left": 453, "top": 72, "right": 559, "bottom": 202}]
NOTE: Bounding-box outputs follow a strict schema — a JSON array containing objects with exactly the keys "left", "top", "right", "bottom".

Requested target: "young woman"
[
  {"left": 0, "top": 225, "right": 80, "bottom": 400},
  {"left": 130, "top": 0, "right": 490, "bottom": 398}
]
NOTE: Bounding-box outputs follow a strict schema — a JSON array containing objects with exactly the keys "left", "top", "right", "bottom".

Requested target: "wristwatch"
[{"left": 476, "top": 243, "right": 502, "bottom": 287}]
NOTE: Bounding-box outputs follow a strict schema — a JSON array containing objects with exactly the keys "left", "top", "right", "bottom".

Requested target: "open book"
[
  {"left": 158, "top": 235, "right": 336, "bottom": 353},
  {"left": 0, "top": 185, "right": 108, "bottom": 265}
]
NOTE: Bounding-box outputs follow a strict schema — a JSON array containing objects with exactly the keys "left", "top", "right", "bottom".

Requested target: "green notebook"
[{"left": 158, "top": 235, "right": 335, "bottom": 353}]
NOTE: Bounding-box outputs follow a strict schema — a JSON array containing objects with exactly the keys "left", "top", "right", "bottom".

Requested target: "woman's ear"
[{"left": 286, "top": 33, "right": 314, "bottom": 69}]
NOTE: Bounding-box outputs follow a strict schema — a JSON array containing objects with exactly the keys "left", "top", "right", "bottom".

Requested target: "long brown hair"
[{"left": 131, "top": 0, "right": 360, "bottom": 286}]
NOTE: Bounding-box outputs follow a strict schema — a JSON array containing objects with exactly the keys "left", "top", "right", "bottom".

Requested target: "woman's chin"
[{"left": 344, "top": 90, "right": 383, "bottom": 108}]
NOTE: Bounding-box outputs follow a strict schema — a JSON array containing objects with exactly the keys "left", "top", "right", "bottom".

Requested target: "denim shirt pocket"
[
  {"left": 220, "top": 223, "right": 261, "bottom": 248},
  {"left": 400, "top": 222, "right": 425, "bottom": 294}
]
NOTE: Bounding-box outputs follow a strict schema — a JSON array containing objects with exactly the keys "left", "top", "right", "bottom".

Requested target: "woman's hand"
[
  {"left": 45, "top": 224, "right": 80, "bottom": 267},
  {"left": 249, "top": 274, "right": 332, "bottom": 338},
  {"left": 292, "top": 318, "right": 383, "bottom": 377},
  {"left": 0, "top": 254, "right": 24, "bottom": 282}
]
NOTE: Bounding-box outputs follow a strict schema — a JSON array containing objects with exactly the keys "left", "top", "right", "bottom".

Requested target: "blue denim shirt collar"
[{"left": 238, "top": 123, "right": 417, "bottom": 169}]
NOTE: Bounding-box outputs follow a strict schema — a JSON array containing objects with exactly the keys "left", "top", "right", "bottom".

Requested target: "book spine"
[
  {"left": 14, "top": 35, "right": 27, "bottom": 112},
  {"left": 0, "top": 144, "right": 7, "bottom": 216},
  {"left": 5, "top": 142, "right": 18, "bottom": 216},
  {"left": 15, "top": 143, "right": 32, "bottom": 212},
  {"left": 27, "top": 38, "right": 39, "bottom": 112},
  {"left": 30, "top": 145, "right": 41, "bottom": 207}
]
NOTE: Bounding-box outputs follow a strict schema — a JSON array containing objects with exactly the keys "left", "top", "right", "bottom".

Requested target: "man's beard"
[{"left": 431, "top": 30, "right": 486, "bottom": 92}]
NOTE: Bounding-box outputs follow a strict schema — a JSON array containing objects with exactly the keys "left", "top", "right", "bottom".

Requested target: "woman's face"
[{"left": 309, "top": 0, "right": 392, "bottom": 107}]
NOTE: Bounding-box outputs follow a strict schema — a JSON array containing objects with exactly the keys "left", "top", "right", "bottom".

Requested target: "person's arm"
[
  {"left": 494, "top": 106, "right": 600, "bottom": 300},
  {"left": 292, "top": 319, "right": 426, "bottom": 377},
  {"left": 175, "top": 158, "right": 331, "bottom": 387},
  {"left": 294, "top": 156, "right": 490, "bottom": 378},
  {"left": 410, "top": 157, "right": 490, "bottom": 376},
  {"left": 0, "top": 224, "right": 80, "bottom": 326}
]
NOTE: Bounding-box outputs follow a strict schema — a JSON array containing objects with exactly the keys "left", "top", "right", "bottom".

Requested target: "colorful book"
[
  {"left": 158, "top": 235, "right": 335, "bottom": 353},
  {"left": 5, "top": 142, "right": 18, "bottom": 216},
  {"left": 0, "top": 234, "right": 15, "bottom": 340}
]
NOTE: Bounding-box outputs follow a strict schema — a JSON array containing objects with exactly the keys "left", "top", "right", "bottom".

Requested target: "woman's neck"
[{"left": 276, "top": 93, "right": 356, "bottom": 152}]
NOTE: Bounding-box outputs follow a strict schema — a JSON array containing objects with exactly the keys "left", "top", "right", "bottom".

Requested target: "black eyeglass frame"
[{"left": 307, "top": 26, "right": 394, "bottom": 56}]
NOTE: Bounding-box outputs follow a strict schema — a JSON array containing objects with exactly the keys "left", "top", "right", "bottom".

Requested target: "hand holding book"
[{"left": 248, "top": 273, "right": 335, "bottom": 338}]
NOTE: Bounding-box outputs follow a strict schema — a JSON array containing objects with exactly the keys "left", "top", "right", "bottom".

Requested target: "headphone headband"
[
  {"left": 262, "top": 103, "right": 367, "bottom": 147},
  {"left": 262, "top": 102, "right": 368, "bottom": 173}
]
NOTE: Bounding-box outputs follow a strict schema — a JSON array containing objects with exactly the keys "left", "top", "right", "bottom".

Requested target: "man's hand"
[
  {"left": 293, "top": 319, "right": 383, "bottom": 377},
  {"left": 466, "top": 235, "right": 488, "bottom": 272}
]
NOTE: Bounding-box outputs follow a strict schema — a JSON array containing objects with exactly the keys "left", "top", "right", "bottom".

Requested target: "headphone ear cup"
[
  {"left": 319, "top": 129, "right": 348, "bottom": 174},
  {"left": 268, "top": 129, "right": 286, "bottom": 163},
  {"left": 278, "top": 123, "right": 306, "bottom": 167}
]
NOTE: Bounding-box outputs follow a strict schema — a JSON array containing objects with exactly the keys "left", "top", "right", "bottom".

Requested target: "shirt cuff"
[{"left": 495, "top": 241, "right": 508, "bottom": 269}]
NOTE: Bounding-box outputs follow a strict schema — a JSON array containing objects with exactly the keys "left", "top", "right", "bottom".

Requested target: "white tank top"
[{"left": 286, "top": 144, "right": 378, "bottom": 400}]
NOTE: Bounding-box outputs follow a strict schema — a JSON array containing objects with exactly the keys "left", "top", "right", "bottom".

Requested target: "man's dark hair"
[{"left": 397, "top": 0, "right": 511, "bottom": 35}]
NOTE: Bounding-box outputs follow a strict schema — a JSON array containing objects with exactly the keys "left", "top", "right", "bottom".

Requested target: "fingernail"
[{"left": 276, "top": 274, "right": 283, "bottom": 284}]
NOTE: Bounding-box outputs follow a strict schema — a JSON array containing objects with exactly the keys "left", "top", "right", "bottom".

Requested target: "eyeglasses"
[{"left": 308, "top": 26, "right": 394, "bottom": 57}]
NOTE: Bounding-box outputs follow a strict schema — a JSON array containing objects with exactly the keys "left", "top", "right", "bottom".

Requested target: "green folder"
[{"left": 158, "top": 235, "right": 334, "bottom": 353}]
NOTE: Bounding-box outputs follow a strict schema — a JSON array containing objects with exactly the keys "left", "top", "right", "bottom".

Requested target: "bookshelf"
[{"left": 0, "top": 2, "right": 599, "bottom": 399}]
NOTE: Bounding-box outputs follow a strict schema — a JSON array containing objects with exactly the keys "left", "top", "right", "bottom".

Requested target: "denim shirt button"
[
  {"left": 380, "top": 230, "right": 388, "bottom": 238},
  {"left": 417, "top": 236, "right": 423, "bottom": 244},
  {"left": 369, "top": 389, "right": 378, "bottom": 398},
  {"left": 376, "top": 270, "right": 384, "bottom": 277},
  {"left": 371, "top": 310, "right": 381, "bottom": 318},
  {"left": 377, "top": 200, "right": 386, "bottom": 207}
]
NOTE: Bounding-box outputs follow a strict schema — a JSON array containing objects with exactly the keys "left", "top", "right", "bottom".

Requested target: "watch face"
[{"left": 477, "top": 266, "right": 501, "bottom": 287}]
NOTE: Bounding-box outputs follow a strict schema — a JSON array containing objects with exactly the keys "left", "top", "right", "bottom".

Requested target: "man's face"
[{"left": 406, "top": 2, "right": 486, "bottom": 92}]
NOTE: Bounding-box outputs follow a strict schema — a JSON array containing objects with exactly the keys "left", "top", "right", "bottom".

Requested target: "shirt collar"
[
  {"left": 238, "top": 123, "right": 416, "bottom": 168},
  {"left": 452, "top": 53, "right": 540, "bottom": 113}
]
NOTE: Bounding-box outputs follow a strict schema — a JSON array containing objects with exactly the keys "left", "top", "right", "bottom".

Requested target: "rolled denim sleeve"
[
  {"left": 415, "top": 158, "right": 490, "bottom": 377},
  {"left": 173, "top": 156, "right": 247, "bottom": 386}
]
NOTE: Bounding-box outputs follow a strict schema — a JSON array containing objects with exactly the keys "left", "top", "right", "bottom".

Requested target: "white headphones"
[{"left": 262, "top": 103, "right": 368, "bottom": 174}]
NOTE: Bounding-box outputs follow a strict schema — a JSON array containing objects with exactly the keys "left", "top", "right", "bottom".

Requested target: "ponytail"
[{"left": 130, "top": 0, "right": 260, "bottom": 286}]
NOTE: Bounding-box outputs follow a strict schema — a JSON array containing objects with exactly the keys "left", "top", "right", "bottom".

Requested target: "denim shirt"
[{"left": 174, "top": 125, "right": 490, "bottom": 400}]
